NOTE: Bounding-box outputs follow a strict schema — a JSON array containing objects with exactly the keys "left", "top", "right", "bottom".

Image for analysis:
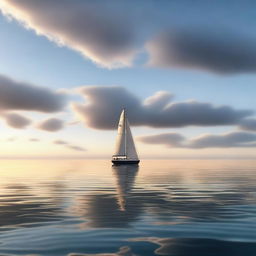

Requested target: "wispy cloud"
[
  {"left": 139, "top": 131, "right": 256, "bottom": 149},
  {"left": 6, "top": 136, "right": 17, "bottom": 142},
  {"left": 66, "top": 145, "right": 86, "bottom": 152},
  {"left": 139, "top": 133, "right": 185, "bottom": 147},
  {"left": 53, "top": 140, "right": 68, "bottom": 145},
  {"left": 29, "top": 138, "right": 40, "bottom": 142},
  {"left": 53, "top": 139, "right": 86, "bottom": 152}
]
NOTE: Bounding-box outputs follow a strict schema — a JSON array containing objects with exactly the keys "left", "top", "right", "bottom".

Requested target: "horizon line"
[{"left": 0, "top": 156, "right": 255, "bottom": 160}]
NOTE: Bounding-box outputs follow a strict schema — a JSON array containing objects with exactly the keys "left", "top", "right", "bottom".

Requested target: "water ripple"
[{"left": 0, "top": 159, "right": 255, "bottom": 255}]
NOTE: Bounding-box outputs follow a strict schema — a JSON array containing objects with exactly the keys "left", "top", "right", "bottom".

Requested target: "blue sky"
[{"left": 0, "top": 0, "right": 256, "bottom": 158}]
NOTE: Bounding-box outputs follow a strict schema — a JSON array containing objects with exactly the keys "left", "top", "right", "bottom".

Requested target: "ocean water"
[{"left": 0, "top": 159, "right": 255, "bottom": 256}]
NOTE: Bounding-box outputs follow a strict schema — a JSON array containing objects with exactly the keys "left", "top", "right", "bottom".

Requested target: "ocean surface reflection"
[{"left": 0, "top": 159, "right": 255, "bottom": 255}]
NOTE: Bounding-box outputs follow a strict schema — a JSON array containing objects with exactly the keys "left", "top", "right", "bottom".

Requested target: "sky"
[{"left": 0, "top": 0, "right": 256, "bottom": 159}]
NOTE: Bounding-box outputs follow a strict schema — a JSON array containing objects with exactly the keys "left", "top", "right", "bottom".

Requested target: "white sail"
[
  {"left": 125, "top": 119, "right": 139, "bottom": 159},
  {"left": 113, "top": 110, "right": 139, "bottom": 160},
  {"left": 114, "top": 110, "right": 126, "bottom": 156}
]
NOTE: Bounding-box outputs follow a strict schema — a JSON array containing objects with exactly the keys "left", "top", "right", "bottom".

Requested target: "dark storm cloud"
[
  {"left": 73, "top": 86, "right": 252, "bottom": 130},
  {"left": 146, "top": 29, "right": 256, "bottom": 73},
  {"left": 2, "top": 0, "right": 256, "bottom": 73},
  {"left": 139, "top": 131, "right": 256, "bottom": 148},
  {"left": 37, "top": 118, "right": 64, "bottom": 132},
  {"left": 3, "top": 112, "right": 31, "bottom": 129},
  {"left": 0, "top": 74, "right": 67, "bottom": 113}
]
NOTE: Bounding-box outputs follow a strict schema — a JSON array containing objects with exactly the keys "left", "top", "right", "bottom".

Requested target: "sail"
[
  {"left": 125, "top": 119, "right": 139, "bottom": 159},
  {"left": 113, "top": 110, "right": 139, "bottom": 160},
  {"left": 114, "top": 110, "right": 126, "bottom": 156}
]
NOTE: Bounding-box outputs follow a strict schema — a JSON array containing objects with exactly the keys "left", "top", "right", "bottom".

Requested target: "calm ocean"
[{"left": 0, "top": 159, "right": 255, "bottom": 256}]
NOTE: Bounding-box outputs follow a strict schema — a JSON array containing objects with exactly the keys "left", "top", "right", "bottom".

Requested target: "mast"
[{"left": 124, "top": 108, "right": 126, "bottom": 157}]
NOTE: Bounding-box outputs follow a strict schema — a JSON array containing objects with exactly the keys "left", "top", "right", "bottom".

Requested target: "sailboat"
[{"left": 112, "top": 109, "right": 140, "bottom": 165}]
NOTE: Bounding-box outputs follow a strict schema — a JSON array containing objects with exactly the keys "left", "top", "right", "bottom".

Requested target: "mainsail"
[{"left": 113, "top": 109, "right": 139, "bottom": 160}]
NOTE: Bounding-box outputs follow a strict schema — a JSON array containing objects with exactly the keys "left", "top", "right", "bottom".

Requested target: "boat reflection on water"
[
  {"left": 75, "top": 164, "right": 140, "bottom": 228},
  {"left": 112, "top": 164, "right": 139, "bottom": 211}
]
